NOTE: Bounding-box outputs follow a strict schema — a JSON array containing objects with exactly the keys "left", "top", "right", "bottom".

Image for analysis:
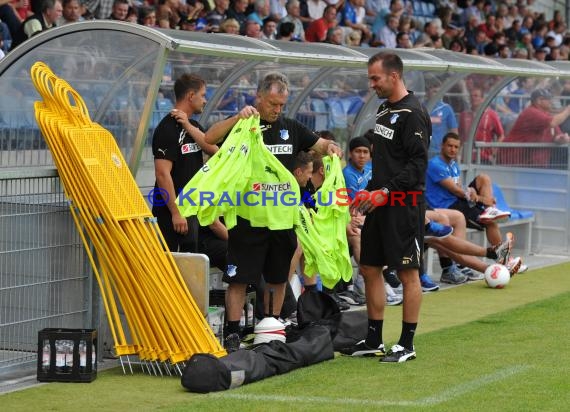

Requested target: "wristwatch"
[{"left": 380, "top": 187, "right": 390, "bottom": 196}]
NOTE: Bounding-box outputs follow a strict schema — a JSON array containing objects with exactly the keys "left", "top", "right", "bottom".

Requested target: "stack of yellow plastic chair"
[{"left": 31, "top": 62, "right": 225, "bottom": 377}]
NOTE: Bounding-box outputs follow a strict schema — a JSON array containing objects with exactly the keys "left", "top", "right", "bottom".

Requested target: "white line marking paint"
[{"left": 209, "top": 365, "right": 531, "bottom": 407}]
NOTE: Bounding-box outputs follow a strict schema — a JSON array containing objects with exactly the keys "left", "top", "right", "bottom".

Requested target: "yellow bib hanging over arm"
[{"left": 178, "top": 116, "right": 299, "bottom": 230}]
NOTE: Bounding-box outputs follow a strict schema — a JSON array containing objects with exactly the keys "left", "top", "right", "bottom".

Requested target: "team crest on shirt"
[
  {"left": 390, "top": 113, "right": 399, "bottom": 124},
  {"left": 279, "top": 129, "right": 289, "bottom": 140},
  {"left": 227, "top": 265, "right": 237, "bottom": 277}
]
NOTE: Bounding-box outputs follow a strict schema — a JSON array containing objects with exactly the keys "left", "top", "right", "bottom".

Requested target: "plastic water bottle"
[
  {"left": 42, "top": 341, "right": 51, "bottom": 373},
  {"left": 64, "top": 340, "right": 74, "bottom": 372},
  {"left": 79, "top": 340, "right": 87, "bottom": 372},
  {"left": 465, "top": 188, "right": 476, "bottom": 207},
  {"left": 91, "top": 343, "right": 97, "bottom": 370},
  {"left": 55, "top": 340, "right": 66, "bottom": 373}
]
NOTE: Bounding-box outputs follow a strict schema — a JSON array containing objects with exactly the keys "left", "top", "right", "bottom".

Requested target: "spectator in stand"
[
  {"left": 459, "top": 86, "right": 505, "bottom": 164},
  {"left": 261, "top": 15, "right": 278, "bottom": 39},
  {"left": 341, "top": 0, "right": 371, "bottom": 45},
  {"left": 497, "top": 44, "right": 510, "bottom": 58},
  {"left": 345, "top": 29, "right": 362, "bottom": 46},
  {"left": 548, "top": 9, "right": 564, "bottom": 31},
  {"left": 107, "top": 0, "right": 127, "bottom": 20},
  {"left": 277, "top": 20, "right": 297, "bottom": 40},
  {"left": 305, "top": 4, "right": 336, "bottom": 42},
  {"left": 57, "top": 0, "right": 83, "bottom": 25},
  {"left": 12, "top": 0, "right": 62, "bottom": 49},
  {"left": 512, "top": 47, "right": 528, "bottom": 59},
  {"left": 546, "top": 20, "right": 565, "bottom": 47},
  {"left": 517, "top": 31, "right": 535, "bottom": 58},
  {"left": 206, "top": 0, "right": 229, "bottom": 32},
  {"left": 498, "top": 89, "right": 570, "bottom": 168},
  {"left": 504, "top": 18, "right": 521, "bottom": 45},
  {"left": 534, "top": 46, "right": 547, "bottom": 61},
  {"left": 414, "top": 20, "right": 438, "bottom": 47},
  {"left": 463, "top": 14, "right": 480, "bottom": 48},
  {"left": 278, "top": 0, "right": 305, "bottom": 41},
  {"left": 470, "top": 29, "right": 488, "bottom": 54},
  {"left": 363, "top": 0, "right": 388, "bottom": 26},
  {"left": 521, "top": 22, "right": 548, "bottom": 49},
  {"left": 138, "top": 6, "right": 157, "bottom": 27},
  {"left": 547, "top": 45, "right": 561, "bottom": 61},
  {"left": 219, "top": 17, "right": 240, "bottom": 34},
  {"left": 395, "top": 30, "right": 410, "bottom": 48},
  {"left": 375, "top": 13, "right": 398, "bottom": 48},
  {"left": 247, "top": 0, "right": 269, "bottom": 26},
  {"left": 477, "top": 13, "right": 496, "bottom": 40},
  {"left": 227, "top": 0, "right": 249, "bottom": 33},
  {"left": 449, "top": 38, "right": 465, "bottom": 53},
  {"left": 520, "top": 15, "right": 533, "bottom": 37},
  {"left": 504, "top": 3, "right": 518, "bottom": 28},
  {"left": 244, "top": 19, "right": 262, "bottom": 38},
  {"left": 508, "top": 77, "right": 534, "bottom": 114},
  {"left": 156, "top": 0, "right": 183, "bottom": 29},
  {"left": 270, "top": 0, "right": 287, "bottom": 20},
  {"left": 303, "top": 0, "right": 327, "bottom": 25},
  {"left": 324, "top": 25, "right": 343, "bottom": 45},
  {"left": 370, "top": 0, "right": 403, "bottom": 44},
  {"left": 441, "top": 22, "right": 461, "bottom": 50},
  {"left": 463, "top": 0, "right": 485, "bottom": 27}
]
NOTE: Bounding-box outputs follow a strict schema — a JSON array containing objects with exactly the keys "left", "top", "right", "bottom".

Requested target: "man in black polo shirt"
[
  {"left": 205, "top": 72, "right": 342, "bottom": 352},
  {"left": 152, "top": 73, "right": 226, "bottom": 265}
]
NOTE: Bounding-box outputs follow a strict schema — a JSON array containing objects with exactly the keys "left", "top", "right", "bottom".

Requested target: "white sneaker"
[
  {"left": 508, "top": 257, "right": 528, "bottom": 274},
  {"left": 506, "top": 256, "right": 522, "bottom": 277},
  {"left": 479, "top": 206, "right": 511, "bottom": 223}
]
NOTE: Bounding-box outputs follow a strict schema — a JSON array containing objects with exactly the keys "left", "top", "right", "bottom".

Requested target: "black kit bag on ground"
[
  {"left": 181, "top": 325, "right": 333, "bottom": 393},
  {"left": 296, "top": 289, "right": 340, "bottom": 327}
]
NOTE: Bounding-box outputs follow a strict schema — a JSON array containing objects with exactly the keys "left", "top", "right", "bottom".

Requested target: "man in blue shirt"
[
  {"left": 425, "top": 80, "right": 458, "bottom": 159},
  {"left": 426, "top": 132, "right": 511, "bottom": 250}
]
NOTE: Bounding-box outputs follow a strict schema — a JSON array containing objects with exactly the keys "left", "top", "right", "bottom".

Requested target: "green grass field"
[{"left": 3, "top": 262, "right": 570, "bottom": 412}]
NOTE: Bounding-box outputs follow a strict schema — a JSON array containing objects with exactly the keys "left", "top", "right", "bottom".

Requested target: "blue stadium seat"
[{"left": 492, "top": 183, "right": 534, "bottom": 220}]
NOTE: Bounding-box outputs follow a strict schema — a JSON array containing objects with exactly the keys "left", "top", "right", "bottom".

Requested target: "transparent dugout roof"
[{"left": 1, "top": 20, "right": 569, "bottom": 176}]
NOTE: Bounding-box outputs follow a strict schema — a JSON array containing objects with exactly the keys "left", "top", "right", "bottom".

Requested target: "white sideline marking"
[{"left": 210, "top": 365, "right": 531, "bottom": 407}]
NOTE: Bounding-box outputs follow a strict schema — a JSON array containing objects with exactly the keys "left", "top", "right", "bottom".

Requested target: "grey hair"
[{"left": 258, "top": 72, "right": 289, "bottom": 95}]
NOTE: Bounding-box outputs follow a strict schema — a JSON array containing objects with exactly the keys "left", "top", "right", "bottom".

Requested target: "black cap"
[
  {"left": 530, "top": 89, "right": 552, "bottom": 102},
  {"left": 349, "top": 136, "right": 371, "bottom": 151}
]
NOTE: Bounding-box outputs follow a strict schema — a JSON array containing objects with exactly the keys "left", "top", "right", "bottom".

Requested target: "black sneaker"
[
  {"left": 382, "top": 268, "right": 401, "bottom": 289},
  {"left": 380, "top": 344, "right": 416, "bottom": 363},
  {"left": 339, "top": 340, "right": 385, "bottom": 357},
  {"left": 223, "top": 333, "right": 241, "bottom": 354}
]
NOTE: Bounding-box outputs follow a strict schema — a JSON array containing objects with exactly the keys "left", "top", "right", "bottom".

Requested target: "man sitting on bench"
[{"left": 426, "top": 132, "right": 511, "bottom": 257}]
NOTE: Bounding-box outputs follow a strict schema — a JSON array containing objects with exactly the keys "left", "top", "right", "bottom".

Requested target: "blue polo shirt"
[
  {"left": 342, "top": 161, "right": 372, "bottom": 200},
  {"left": 429, "top": 100, "right": 458, "bottom": 155},
  {"left": 426, "top": 155, "right": 461, "bottom": 208}
]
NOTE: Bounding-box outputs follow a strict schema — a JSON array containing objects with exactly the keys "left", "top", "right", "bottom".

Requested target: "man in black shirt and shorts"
[
  {"left": 205, "top": 72, "right": 342, "bottom": 352},
  {"left": 342, "top": 52, "right": 430, "bottom": 363},
  {"left": 152, "top": 73, "right": 227, "bottom": 261}
]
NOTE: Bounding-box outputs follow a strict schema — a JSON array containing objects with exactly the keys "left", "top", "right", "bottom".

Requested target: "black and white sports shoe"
[
  {"left": 380, "top": 344, "right": 416, "bottom": 363},
  {"left": 339, "top": 340, "right": 385, "bottom": 357}
]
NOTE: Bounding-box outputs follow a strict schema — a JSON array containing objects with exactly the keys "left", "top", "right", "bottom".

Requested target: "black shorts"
[
  {"left": 224, "top": 217, "right": 297, "bottom": 285},
  {"left": 360, "top": 202, "right": 425, "bottom": 270},
  {"left": 152, "top": 205, "right": 198, "bottom": 252},
  {"left": 448, "top": 198, "right": 485, "bottom": 231}
]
